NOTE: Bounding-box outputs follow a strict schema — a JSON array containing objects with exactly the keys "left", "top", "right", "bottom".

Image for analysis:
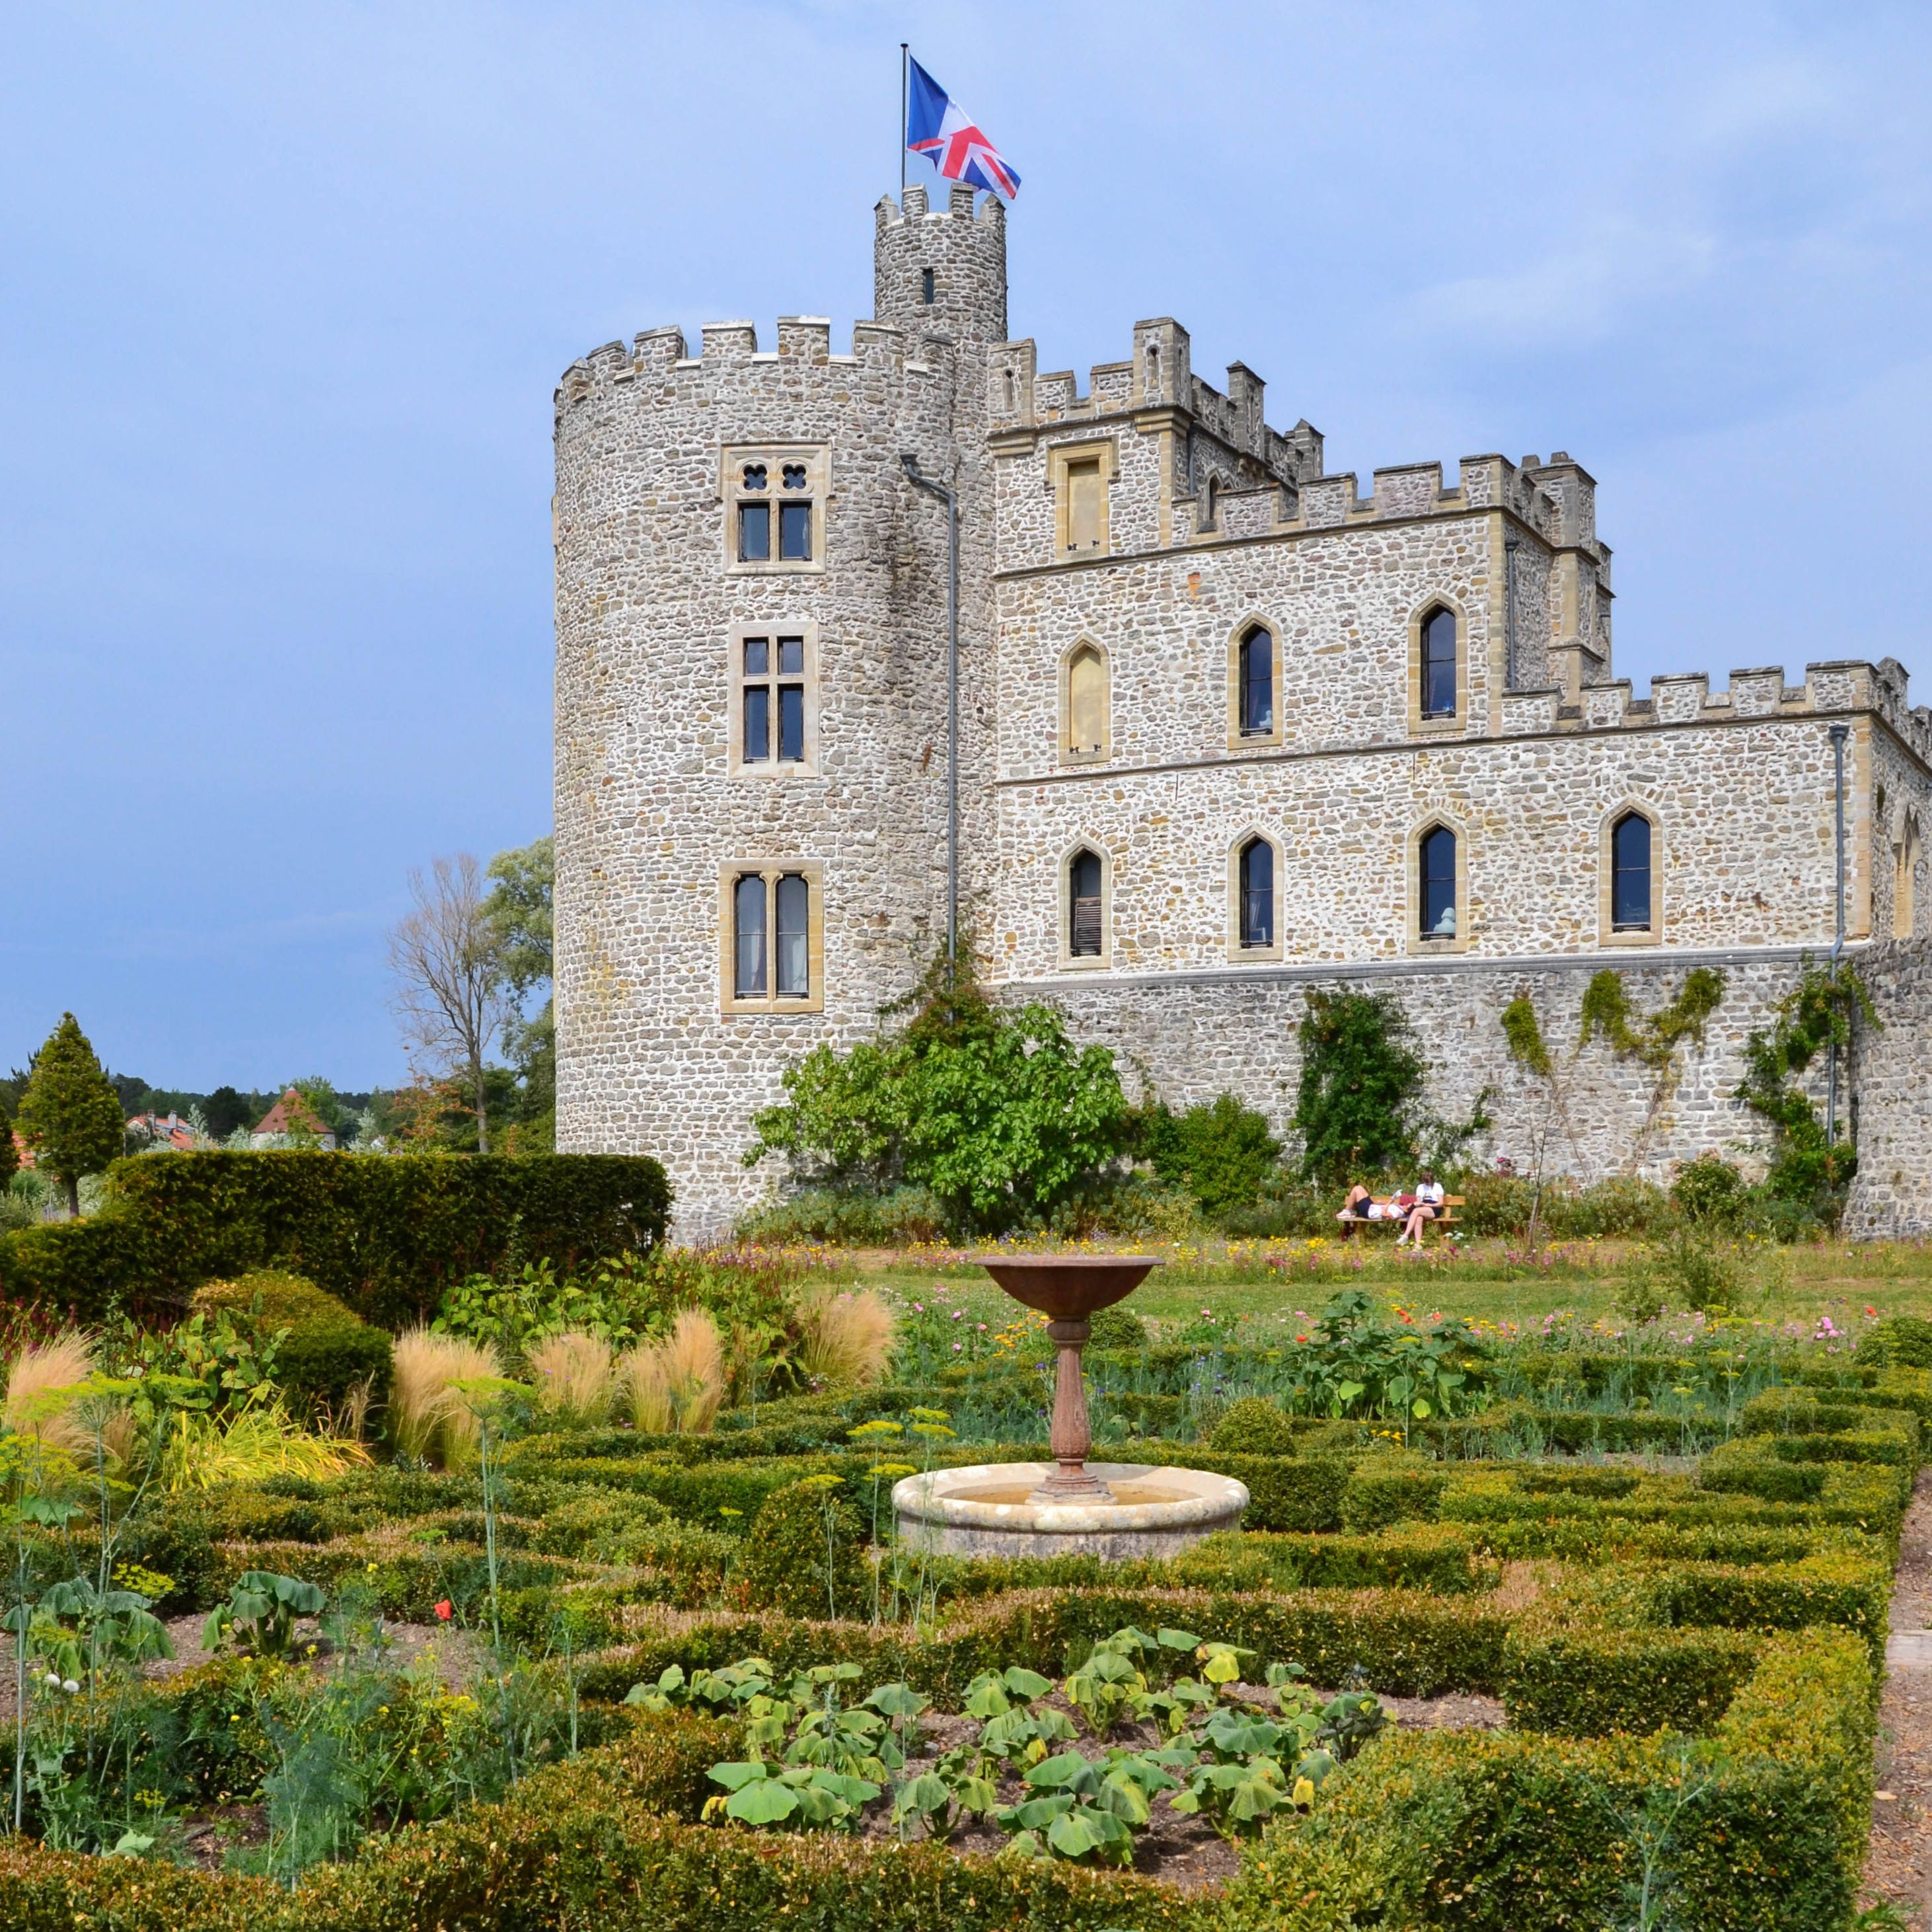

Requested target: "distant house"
[
  {"left": 250, "top": 1088, "right": 337, "bottom": 1150},
  {"left": 127, "top": 1111, "right": 198, "bottom": 1152}
]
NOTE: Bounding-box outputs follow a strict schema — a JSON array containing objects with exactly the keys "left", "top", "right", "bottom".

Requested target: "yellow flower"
[{"left": 1293, "top": 1777, "right": 1316, "bottom": 1806}]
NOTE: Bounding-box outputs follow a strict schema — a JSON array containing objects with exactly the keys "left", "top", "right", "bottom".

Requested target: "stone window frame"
[
  {"left": 1058, "top": 840, "right": 1113, "bottom": 970},
  {"left": 1598, "top": 799, "right": 1663, "bottom": 949},
  {"left": 718, "top": 860, "right": 825, "bottom": 1015},
  {"left": 1406, "top": 812, "right": 1470, "bottom": 956},
  {"left": 1407, "top": 593, "right": 1471, "bottom": 737},
  {"left": 1225, "top": 613, "right": 1283, "bottom": 752},
  {"left": 1059, "top": 636, "right": 1113, "bottom": 766},
  {"left": 720, "top": 444, "right": 830, "bottom": 578},
  {"left": 726, "top": 620, "right": 821, "bottom": 778},
  {"left": 1049, "top": 437, "right": 1119, "bottom": 562},
  {"left": 1225, "top": 827, "right": 1284, "bottom": 963}
]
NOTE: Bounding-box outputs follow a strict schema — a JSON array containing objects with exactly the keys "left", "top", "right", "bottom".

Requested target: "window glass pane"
[
  {"left": 1068, "top": 647, "right": 1106, "bottom": 753},
  {"left": 779, "top": 502, "right": 812, "bottom": 560},
  {"left": 775, "top": 874, "right": 809, "bottom": 996},
  {"left": 741, "top": 463, "right": 767, "bottom": 491},
  {"left": 778, "top": 685, "right": 804, "bottom": 762},
  {"left": 1421, "top": 827, "right": 1456, "bottom": 936},
  {"left": 778, "top": 636, "right": 803, "bottom": 675},
  {"left": 1612, "top": 813, "right": 1651, "bottom": 929},
  {"left": 744, "top": 686, "right": 770, "bottom": 762},
  {"left": 922, "top": 268, "right": 936, "bottom": 305},
  {"left": 781, "top": 463, "right": 807, "bottom": 490},
  {"left": 1241, "top": 630, "right": 1274, "bottom": 735},
  {"left": 733, "top": 876, "right": 767, "bottom": 996},
  {"left": 1070, "top": 850, "right": 1103, "bottom": 956},
  {"left": 1422, "top": 609, "right": 1457, "bottom": 717},
  {"left": 743, "top": 637, "right": 769, "bottom": 675},
  {"left": 739, "top": 502, "right": 770, "bottom": 562},
  {"left": 1241, "top": 840, "right": 1274, "bottom": 947},
  {"left": 1066, "top": 462, "right": 1101, "bottom": 551}
]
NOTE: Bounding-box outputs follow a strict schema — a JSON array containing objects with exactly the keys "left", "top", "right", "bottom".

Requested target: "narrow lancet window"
[
  {"left": 1612, "top": 812, "right": 1652, "bottom": 931},
  {"left": 1069, "top": 849, "right": 1103, "bottom": 957},
  {"left": 1238, "top": 627, "right": 1275, "bottom": 737},
  {"left": 1421, "top": 607, "right": 1457, "bottom": 718},
  {"left": 1420, "top": 827, "right": 1456, "bottom": 937},
  {"left": 774, "top": 873, "right": 809, "bottom": 996},
  {"left": 1239, "top": 838, "right": 1274, "bottom": 949},
  {"left": 733, "top": 875, "right": 767, "bottom": 996}
]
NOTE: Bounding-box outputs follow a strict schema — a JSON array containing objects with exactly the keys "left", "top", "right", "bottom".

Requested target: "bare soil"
[{"left": 1867, "top": 1471, "right": 1932, "bottom": 1926}]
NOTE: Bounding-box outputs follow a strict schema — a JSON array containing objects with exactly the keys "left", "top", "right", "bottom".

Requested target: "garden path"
[{"left": 1869, "top": 1469, "right": 1932, "bottom": 1927}]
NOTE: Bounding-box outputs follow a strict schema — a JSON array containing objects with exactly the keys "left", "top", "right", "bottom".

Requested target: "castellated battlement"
[
  {"left": 554, "top": 312, "right": 955, "bottom": 419},
  {"left": 1498, "top": 654, "right": 1929, "bottom": 760}
]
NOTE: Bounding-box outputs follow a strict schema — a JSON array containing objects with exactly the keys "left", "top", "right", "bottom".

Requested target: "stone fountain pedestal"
[{"left": 892, "top": 1253, "right": 1248, "bottom": 1561}]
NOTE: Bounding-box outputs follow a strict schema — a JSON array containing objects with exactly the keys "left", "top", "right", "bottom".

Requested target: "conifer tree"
[
  {"left": 0, "top": 1091, "right": 17, "bottom": 1187},
  {"left": 15, "top": 1014, "right": 126, "bottom": 1217}
]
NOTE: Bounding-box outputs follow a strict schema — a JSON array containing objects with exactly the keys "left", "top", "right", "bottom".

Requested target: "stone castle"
[{"left": 552, "top": 187, "right": 1932, "bottom": 1238}]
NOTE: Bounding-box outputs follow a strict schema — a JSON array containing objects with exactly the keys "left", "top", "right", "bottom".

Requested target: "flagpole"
[{"left": 899, "top": 44, "right": 909, "bottom": 197}]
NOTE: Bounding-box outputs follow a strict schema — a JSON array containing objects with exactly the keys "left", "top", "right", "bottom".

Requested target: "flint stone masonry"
[{"left": 554, "top": 194, "right": 1932, "bottom": 1239}]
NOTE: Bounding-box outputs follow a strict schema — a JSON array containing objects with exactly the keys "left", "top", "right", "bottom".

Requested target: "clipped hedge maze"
[{"left": 0, "top": 1354, "right": 1916, "bottom": 1931}]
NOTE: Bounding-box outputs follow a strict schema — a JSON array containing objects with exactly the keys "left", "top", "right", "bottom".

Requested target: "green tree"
[
  {"left": 1291, "top": 988, "right": 1426, "bottom": 1185},
  {"left": 15, "top": 1014, "right": 126, "bottom": 1216},
  {"left": 0, "top": 1089, "right": 18, "bottom": 1186},
  {"left": 747, "top": 964, "right": 1131, "bottom": 1236},
  {"left": 484, "top": 836, "right": 556, "bottom": 1153}
]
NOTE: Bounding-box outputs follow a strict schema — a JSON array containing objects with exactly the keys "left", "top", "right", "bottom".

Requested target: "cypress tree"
[
  {"left": 15, "top": 1014, "right": 126, "bottom": 1218},
  {"left": 0, "top": 1090, "right": 17, "bottom": 1187}
]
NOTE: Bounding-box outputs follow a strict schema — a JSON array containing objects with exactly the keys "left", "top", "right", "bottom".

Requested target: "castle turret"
[{"left": 873, "top": 183, "right": 1008, "bottom": 348}]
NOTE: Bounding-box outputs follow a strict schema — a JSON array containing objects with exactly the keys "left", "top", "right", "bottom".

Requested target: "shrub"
[
  {"left": 0, "top": 1150, "right": 671, "bottom": 1328},
  {"left": 1671, "top": 1153, "right": 1749, "bottom": 1227},
  {"left": 1865, "top": 1315, "right": 1932, "bottom": 1370},
  {"left": 1140, "top": 1093, "right": 1281, "bottom": 1220},
  {"left": 1209, "top": 1397, "right": 1295, "bottom": 1456},
  {"left": 736, "top": 1185, "right": 948, "bottom": 1247},
  {"left": 739, "top": 1475, "right": 870, "bottom": 1619},
  {"left": 193, "top": 1272, "right": 392, "bottom": 1422},
  {"left": 1086, "top": 1305, "right": 1148, "bottom": 1352}
]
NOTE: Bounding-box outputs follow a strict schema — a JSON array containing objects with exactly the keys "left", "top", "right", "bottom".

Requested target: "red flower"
[{"left": 433, "top": 1599, "right": 453, "bottom": 1622}]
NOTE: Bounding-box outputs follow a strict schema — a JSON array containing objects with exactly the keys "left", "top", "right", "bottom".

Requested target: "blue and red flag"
[{"left": 905, "top": 56, "right": 1020, "bottom": 201}]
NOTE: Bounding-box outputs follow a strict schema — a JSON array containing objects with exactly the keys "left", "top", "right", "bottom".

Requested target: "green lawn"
[{"left": 803, "top": 1234, "right": 1932, "bottom": 1339}]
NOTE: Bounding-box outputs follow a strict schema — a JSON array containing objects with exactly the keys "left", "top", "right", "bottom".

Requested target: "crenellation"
[
  {"left": 1727, "top": 668, "right": 1787, "bottom": 717},
  {"left": 1370, "top": 462, "right": 1444, "bottom": 519},
  {"left": 776, "top": 316, "right": 833, "bottom": 363},
  {"left": 698, "top": 322, "right": 758, "bottom": 361},
  {"left": 1298, "top": 474, "right": 1360, "bottom": 527},
  {"left": 1649, "top": 673, "right": 1710, "bottom": 724}
]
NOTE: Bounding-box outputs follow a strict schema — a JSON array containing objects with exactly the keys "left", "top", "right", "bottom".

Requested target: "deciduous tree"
[{"left": 387, "top": 854, "right": 514, "bottom": 1154}]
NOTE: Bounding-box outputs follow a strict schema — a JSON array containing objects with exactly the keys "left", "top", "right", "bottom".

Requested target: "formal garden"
[{"left": 0, "top": 956, "right": 1920, "bottom": 1929}]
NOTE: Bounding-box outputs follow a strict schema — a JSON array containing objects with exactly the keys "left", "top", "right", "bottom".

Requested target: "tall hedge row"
[{"left": 0, "top": 1151, "right": 671, "bottom": 1327}]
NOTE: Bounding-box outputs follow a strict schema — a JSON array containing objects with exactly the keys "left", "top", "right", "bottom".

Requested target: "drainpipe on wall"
[
  {"left": 902, "top": 454, "right": 960, "bottom": 978},
  {"left": 1827, "top": 722, "right": 1849, "bottom": 1146}
]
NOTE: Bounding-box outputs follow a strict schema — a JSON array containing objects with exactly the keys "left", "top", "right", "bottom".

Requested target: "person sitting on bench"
[{"left": 1396, "top": 1171, "right": 1446, "bottom": 1247}]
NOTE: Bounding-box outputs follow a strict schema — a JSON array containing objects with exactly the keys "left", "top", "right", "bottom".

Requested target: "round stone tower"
[{"left": 552, "top": 186, "right": 1006, "bottom": 1234}]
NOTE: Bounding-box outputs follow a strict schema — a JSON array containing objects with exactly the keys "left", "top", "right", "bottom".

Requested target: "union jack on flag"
[{"left": 905, "top": 56, "right": 1020, "bottom": 200}]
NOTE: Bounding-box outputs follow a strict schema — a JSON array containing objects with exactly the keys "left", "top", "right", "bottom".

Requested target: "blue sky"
[{"left": 4, "top": 1, "right": 1929, "bottom": 1090}]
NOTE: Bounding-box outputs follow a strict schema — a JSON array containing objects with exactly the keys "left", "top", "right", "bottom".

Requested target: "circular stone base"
[{"left": 893, "top": 1462, "right": 1248, "bottom": 1561}]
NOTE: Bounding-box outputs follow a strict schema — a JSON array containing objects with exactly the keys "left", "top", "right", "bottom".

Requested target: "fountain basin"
[{"left": 893, "top": 1462, "right": 1248, "bottom": 1561}]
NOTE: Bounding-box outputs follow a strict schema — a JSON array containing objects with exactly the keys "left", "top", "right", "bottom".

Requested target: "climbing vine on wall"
[
  {"left": 1575, "top": 966, "right": 1727, "bottom": 1172},
  {"left": 1736, "top": 960, "right": 1877, "bottom": 1216}
]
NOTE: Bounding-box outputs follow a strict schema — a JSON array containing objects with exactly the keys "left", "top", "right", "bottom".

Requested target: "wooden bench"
[{"left": 1338, "top": 1195, "right": 1464, "bottom": 1242}]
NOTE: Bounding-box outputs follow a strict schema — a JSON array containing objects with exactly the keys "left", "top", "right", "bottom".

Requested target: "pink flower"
[
  {"left": 952, "top": 1342, "right": 963, "bottom": 1352},
  {"left": 434, "top": 1600, "right": 453, "bottom": 1622}
]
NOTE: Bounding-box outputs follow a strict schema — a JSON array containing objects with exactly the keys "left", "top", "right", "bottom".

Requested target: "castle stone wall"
[{"left": 1847, "top": 936, "right": 1932, "bottom": 1238}]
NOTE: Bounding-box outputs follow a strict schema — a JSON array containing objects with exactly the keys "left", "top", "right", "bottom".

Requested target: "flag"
[{"left": 905, "top": 56, "right": 1020, "bottom": 200}]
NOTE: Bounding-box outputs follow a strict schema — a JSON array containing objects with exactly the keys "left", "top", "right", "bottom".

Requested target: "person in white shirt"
[{"left": 1396, "top": 1172, "right": 1446, "bottom": 1246}]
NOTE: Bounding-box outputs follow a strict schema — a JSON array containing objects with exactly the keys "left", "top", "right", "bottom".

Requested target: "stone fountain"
[{"left": 892, "top": 1253, "right": 1248, "bottom": 1561}]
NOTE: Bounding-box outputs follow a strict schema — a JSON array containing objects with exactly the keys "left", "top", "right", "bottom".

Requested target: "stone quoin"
[{"left": 551, "top": 188, "right": 1932, "bottom": 1238}]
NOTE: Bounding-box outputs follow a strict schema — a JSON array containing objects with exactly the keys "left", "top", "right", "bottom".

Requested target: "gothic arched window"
[
  {"left": 1419, "top": 826, "right": 1457, "bottom": 938},
  {"left": 1238, "top": 838, "right": 1275, "bottom": 949},
  {"left": 1238, "top": 626, "right": 1275, "bottom": 737},
  {"left": 1068, "top": 848, "right": 1104, "bottom": 958},
  {"left": 1420, "top": 606, "right": 1458, "bottom": 719},
  {"left": 1611, "top": 811, "right": 1653, "bottom": 931}
]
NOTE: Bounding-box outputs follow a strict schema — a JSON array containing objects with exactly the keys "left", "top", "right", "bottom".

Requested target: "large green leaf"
[
  {"left": 725, "top": 1779, "right": 800, "bottom": 1824},
  {"left": 708, "top": 1760, "right": 773, "bottom": 1793}
]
